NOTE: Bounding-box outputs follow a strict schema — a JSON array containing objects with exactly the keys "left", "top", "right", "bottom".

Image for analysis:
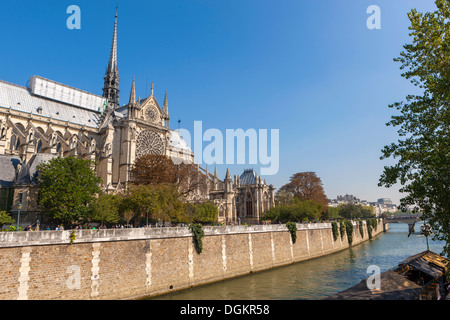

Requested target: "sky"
[{"left": 0, "top": 0, "right": 439, "bottom": 205}]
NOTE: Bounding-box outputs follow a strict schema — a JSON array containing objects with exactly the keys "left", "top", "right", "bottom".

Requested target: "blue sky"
[{"left": 0, "top": 0, "right": 439, "bottom": 204}]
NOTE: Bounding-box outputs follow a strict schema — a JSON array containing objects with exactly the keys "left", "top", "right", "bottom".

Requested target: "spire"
[
  {"left": 129, "top": 76, "right": 136, "bottom": 106},
  {"left": 151, "top": 82, "right": 154, "bottom": 96},
  {"left": 225, "top": 168, "right": 231, "bottom": 180},
  {"left": 102, "top": 6, "right": 120, "bottom": 110},
  {"left": 163, "top": 90, "right": 169, "bottom": 117},
  {"left": 107, "top": 8, "right": 118, "bottom": 76}
]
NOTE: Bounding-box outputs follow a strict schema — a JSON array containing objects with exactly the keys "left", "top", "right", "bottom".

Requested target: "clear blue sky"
[{"left": 0, "top": 0, "right": 438, "bottom": 204}]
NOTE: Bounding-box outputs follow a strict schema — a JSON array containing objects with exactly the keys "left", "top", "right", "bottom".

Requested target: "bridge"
[{"left": 385, "top": 215, "right": 422, "bottom": 234}]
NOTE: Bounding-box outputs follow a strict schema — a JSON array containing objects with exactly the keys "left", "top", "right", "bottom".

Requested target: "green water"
[{"left": 151, "top": 222, "right": 446, "bottom": 300}]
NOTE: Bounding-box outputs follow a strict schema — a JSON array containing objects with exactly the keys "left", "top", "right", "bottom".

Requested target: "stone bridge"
[{"left": 385, "top": 215, "right": 422, "bottom": 234}]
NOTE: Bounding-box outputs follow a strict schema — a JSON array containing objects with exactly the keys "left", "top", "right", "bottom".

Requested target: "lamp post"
[{"left": 16, "top": 202, "right": 22, "bottom": 230}]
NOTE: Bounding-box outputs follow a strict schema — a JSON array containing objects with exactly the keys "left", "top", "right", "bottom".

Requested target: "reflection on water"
[{"left": 151, "top": 222, "right": 446, "bottom": 300}]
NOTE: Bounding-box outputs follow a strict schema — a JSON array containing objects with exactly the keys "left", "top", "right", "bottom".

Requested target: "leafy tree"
[
  {"left": 323, "top": 206, "right": 340, "bottom": 220},
  {"left": 0, "top": 211, "right": 15, "bottom": 229},
  {"left": 379, "top": 0, "right": 450, "bottom": 256},
  {"left": 279, "top": 172, "right": 328, "bottom": 212},
  {"left": 90, "top": 193, "right": 121, "bottom": 225},
  {"left": 192, "top": 201, "right": 218, "bottom": 224},
  {"left": 120, "top": 184, "right": 185, "bottom": 226},
  {"left": 262, "top": 199, "right": 322, "bottom": 223},
  {"left": 184, "top": 201, "right": 218, "bottom": 225},
  {"left": 131, "top": 154, "right": 206, "bottom": 197},
  {"left": 37, "top": 156, "right": 102, "bottom": 227},
  {"left": 338, "top": 204, "right": 375, "bottom": 219}
]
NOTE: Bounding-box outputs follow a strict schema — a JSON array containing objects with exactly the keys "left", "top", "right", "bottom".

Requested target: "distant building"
[{"left": 377, "top": 198, "right": 393, "bottom": 205}]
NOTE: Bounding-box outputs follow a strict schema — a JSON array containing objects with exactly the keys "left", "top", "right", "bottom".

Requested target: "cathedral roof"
[
  {"left": 15, "top": 153, "right": 58, "bottom": 186},
  {"left": 169, "top": 130, "right": 191, "bottom": 153},
  {"left": 240, "top": 169, "right": 257, "bottom": 185},
  {"left": 0, "top": 155, "right": 21, "bottom": 187},
  {"left": 0, "top": 78, "right": 101, "bottom": 129}
]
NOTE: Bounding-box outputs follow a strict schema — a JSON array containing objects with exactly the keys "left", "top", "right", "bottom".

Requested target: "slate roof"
[
  {"left": 14, "top": 153, "right": 58, "bottom": 186},
  {"left": 240, "top": 169, "right": 257, "bottom": 185},
  {"left": 0, "top": 155, "right": 22, "bottom": 187},
  {"left": 0, "top": 79, "right": 101, "bottom": 129}
]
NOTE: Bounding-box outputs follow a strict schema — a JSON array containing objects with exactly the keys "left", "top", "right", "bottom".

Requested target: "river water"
[{"left": 152, "top": 222, "right": 446, "bottom": 300}]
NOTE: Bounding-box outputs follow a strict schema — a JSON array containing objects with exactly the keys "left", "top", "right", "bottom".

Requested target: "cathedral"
[{"left": 0, "top": 12, "right": 274, "bottom": 226}]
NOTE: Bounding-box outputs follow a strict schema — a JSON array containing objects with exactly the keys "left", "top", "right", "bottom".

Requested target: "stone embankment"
[{"left": 0, "top": 220, "right": 386, "bottom": 300}]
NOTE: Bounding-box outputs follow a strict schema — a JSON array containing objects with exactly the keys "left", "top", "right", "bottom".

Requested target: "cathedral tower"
[{"left": 102, "top": 8, "right": 120, "bottom": 110}]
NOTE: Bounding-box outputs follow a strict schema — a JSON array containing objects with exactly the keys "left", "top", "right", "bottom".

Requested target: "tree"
[
  {"left": 37, "top": 156, "right": 102, "bottom": 227},
  {"left": 120, "top": 184, "right": 186, "bottom": 226},
  {"left": 90, "top": 193, "right": 121, "bottom": 225},
  {"left": 262, "top": 199, "right": 323, "bottom": 223},
  {"left": 191, "top": 201, "right": 218, "bottom": 224},
  {"left": 0, "top": 211, "right": 15, "bottom": 229},
  {"left": 131, "top": 154, "right": 205, "bottom": 197},
  {"left": 279, "top": 172, "right": 328, "bottom": 212},
  {"left": 338, "top": 204, "right": 375, "bottom": 219},
  {"left": 379, "top": 0, "right": 450, "bottom": 257}
]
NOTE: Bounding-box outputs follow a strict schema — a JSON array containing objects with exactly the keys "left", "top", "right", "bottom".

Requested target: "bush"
[
  {"left": 344, "top": 220, "right": 354, "bottom": 245},
  {"left": 339, "top": 221, "right": 346, "bottom": 240},
  {"left": 286, "top": 222, "right": 297, "bottom": 244},
  {"left": 358, "top": 220, "right": 364, "bottom": 238},
  {"left": 331, "top": 222, "right": 339, "bottom": 241},
  {"left": 189, "top": 224, "right": 204, "bottom": 254}
]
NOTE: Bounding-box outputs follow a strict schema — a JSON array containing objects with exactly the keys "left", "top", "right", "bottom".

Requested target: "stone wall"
[{"left": 0, "top": 220, "right": 386, "bottom": 300}]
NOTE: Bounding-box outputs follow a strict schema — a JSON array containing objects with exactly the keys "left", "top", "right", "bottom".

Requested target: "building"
[{"left": 0, "top": 11, "right": 274, "bottom": 226}]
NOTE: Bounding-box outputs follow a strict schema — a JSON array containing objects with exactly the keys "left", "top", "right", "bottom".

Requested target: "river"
[{"left": 151, "top": 222, "right": 446, "bottom": 300}]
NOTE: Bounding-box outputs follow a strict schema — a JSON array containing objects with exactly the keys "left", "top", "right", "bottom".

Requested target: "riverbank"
[{"left": 0, "top": 220, "right": 385, "bottom": 300}]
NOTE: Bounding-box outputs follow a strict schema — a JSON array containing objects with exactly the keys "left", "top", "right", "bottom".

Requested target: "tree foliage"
[
  {"left": 262, "top": 199, "right": 323, "bottom": 223},
  {"left": 0, "top": 211, "right": 15, "bottom": 229},
  {"left": 278, "top": 172, "right": 328, "bottom": 212},
  {"left": 37, "top": 156, "right": 102, "bottom": 227},
  {"left": 90, "top": 193, "right": 121, "bottom": 225},
  {"left": 120, "top": 184, "right": 185, "bottom": 225},
  {"left": 185, "top": 201, "right": 218, "bottom": 225},
  {"left": 131, "top": 154, "right": 205, "bottom": 197},
  {"left": 379, "top": 0, "right": 450, "bottom": 256}
]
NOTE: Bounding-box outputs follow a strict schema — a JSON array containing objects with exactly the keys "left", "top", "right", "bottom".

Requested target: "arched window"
[
  {"left": 36, "top": 139, "right": 43, "bottom": 153},
  {"left": 246, "top": 192, "right": 253, "bottom": 217},
  {"left": 10, "top": 134, "right": 17, "bottom": 151}
]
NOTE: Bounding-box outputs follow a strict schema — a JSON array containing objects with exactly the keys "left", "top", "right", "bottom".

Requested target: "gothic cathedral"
[{"left": 0, "top": 12, "right": 274, "bottom": 226}]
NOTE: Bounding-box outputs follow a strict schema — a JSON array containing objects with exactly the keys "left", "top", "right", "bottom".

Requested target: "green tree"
[
  {"left": 338, "top": 204, "right": 375, "bottom": 219},
  {"left": 379, "top": 0, "right": 450, "bottom": 256},
  {"left": 37, "top": 156, "right": 102, "bottom": 227},
  {"left": 191, "top": 201, "right": 218, "bottom": 225},
  {"left": 262, "top": 199, "right": 322, "bottom": 223},
  {"left": 121, "top": 184, "right": 186, "bottom": 226},
  {"left": 90, "top": 193, "right": 121, "bottom": 225},
  {"left": 0, "top": 211, "right": 15, "bottom": 229}
]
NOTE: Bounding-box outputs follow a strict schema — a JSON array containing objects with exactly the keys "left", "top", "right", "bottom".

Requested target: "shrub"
[
  {"left": 189, "top": 224, "right": 205, "bottom": 254},
  {"left": 331, "top": 222, "right": 339, "bottom": 241},
  {"left": 344, "top": 220, "right": 354, "bottom": 245},
  {"left": 286, "top": 222, "right": 297, "bottom": 244}
]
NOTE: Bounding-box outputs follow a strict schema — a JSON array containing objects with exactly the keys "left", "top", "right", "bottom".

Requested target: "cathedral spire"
[
  {"left": 163, "top": 90, "right": 169, "bottom": 116},
  {"left": 102, "top": 7, "right": 120, "bottom": 110},
  {"left": 129, "top": 76, "right": 136, "bottom": 106}
]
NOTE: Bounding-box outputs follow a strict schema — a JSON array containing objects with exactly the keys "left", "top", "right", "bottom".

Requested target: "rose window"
[{"left": 135, "top": 130, "right": 165, "bottom": 158}]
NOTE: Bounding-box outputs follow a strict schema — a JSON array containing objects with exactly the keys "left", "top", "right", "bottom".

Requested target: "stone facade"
[
  {"left": 0, "top": 220, "right": 387, "bottom": 300},
  {"left": 0, "top": 12, "right": 274, "bottom": 226}
]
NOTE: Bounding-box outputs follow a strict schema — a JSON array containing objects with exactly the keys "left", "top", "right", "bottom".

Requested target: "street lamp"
[{"left": 16, "top": 202, "right": 22, "bottom": 230}]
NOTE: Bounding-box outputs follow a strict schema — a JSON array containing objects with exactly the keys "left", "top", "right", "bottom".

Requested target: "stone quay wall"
[{"left": 0, "top": 220, "right": 387, "bottom": 300}]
